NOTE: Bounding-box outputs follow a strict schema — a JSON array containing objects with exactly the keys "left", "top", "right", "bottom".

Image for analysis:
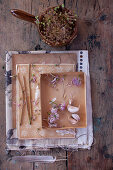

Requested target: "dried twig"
[
  {"left": 28, "top": 64, "right": 32, "bottom": 122},
  {"left": 17, "top": 73, "right": 24, "bottom": 126},
  {"left": 23, "top": 75, "right": 31, "bottom": 125}
]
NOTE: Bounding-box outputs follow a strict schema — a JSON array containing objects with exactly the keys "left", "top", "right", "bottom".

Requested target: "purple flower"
[
  {"left": 33, "top": 76, "right": 36, "bottom": 82},
  {"left": 72, "top": 77, "right": 81, "bottom": 86},
  {"left": 51, "top": 75, "right": 59, "bottom": 85},
  {"left": 54, "top": 112, "right": 59, "bottom": 120},
  {"left": 48, "top": 115, "right": 56, "bottom": 123},
  {"left": 59, "top": 102, "right": 66, "bottom": 111},
  {"left": 48, "top": 111, "right": 59, "bottom": 124},
  {"left": 51, "top": 107, "right": 58, "bottom": 114},
  {"left": 31, "top": 75, "right": 37, "bottom": 83}
]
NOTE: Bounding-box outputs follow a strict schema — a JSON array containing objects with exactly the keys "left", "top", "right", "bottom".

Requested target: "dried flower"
[
  {"left": 49, "top": 115, "right": 56, "bottom": 124},
  {"left": 54, "top": 112, "right": 59, "bottom": 120},
  {"left": 48, "top": 99, "right": 66, "bottom": 128},
  {"left": 49, "top": 123, "right": 57, "bottom": 127},
  {"left": 51, "top": 107, "right": 58, "bottom": 114},
  {"left": 31, "top": 74, "right": 37, "bottom": 83},
  {"left": 51, "top": 75, "right": 59, "bottom": 84},
  {"left": 59, "top": 102, "right": 66, "bottom": 111},
  {"left": 49, "top": 97, "right": 56, "bottom": 104},
  {"left": 72, "top": 76, "right": 81, "bottom": 86},
  {"left": 48, "top": 112, "right": 59, "bottom": 122}
]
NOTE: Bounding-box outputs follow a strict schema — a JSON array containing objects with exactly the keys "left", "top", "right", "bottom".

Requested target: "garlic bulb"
[
  {"left": 67, "top": 105, "right": 79, "bottom": 113},
  {"left": 72, "top": 114, "right": 80, "bottom": 122}
]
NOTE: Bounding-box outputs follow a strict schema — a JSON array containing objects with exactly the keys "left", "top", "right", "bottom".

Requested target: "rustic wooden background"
[{"left": 0, "top": 0, "right": 113, "bottom": 169}]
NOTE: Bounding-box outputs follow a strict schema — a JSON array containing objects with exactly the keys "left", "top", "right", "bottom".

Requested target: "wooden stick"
[
  {"left": 23, "top": 75, "right": 31, "bottom": 125},
  {"left": 28, "top": 64, "right": 32, "bottom": 122},
  {"left": 17, "top": 72, "right": 24, "bottom": 126}
]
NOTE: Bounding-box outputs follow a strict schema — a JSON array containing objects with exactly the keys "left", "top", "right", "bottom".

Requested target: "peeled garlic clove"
[
  {"left": 67, "top": 105, "right": 79, "bottom": 113},
  {"left": 68, "top": 117, "right": 78, "bottom": 124},
  {"left": 72, "top": 114, "right": 80, "bottom": 122}
]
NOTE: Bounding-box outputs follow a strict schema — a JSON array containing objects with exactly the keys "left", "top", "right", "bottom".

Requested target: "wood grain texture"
[
  {"left": 34, "top": 149, "right": 67, "bottom": 170},
  {"left": 0, "top": 0, "right": 113, "bottom": 170},
  {"left": 67, "top": 0, "right": 113, "bottom": 170}
]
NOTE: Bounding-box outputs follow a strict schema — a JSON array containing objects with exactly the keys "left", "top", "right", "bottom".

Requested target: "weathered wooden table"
[{"left": 0, "top": 0, "right": 113, "bottom": 169}]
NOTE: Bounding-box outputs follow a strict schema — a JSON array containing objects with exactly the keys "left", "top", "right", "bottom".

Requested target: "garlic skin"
[
  {"left": 67, "top": 105, "right": 79, "bottom": 113},
  {"left": 72, "top": 114, "right": 80, "bottom": 122}
]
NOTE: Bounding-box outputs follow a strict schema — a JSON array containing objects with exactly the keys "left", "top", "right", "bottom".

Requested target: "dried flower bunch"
[
  {"left": 48, "top": 74, "right": 82, "bottom": 88},
  {"left": 48, "top": 98, "right": 66, "bottom": 127},
  {"left": 35, "top": 4, "right": 77, "bottom": 46}
]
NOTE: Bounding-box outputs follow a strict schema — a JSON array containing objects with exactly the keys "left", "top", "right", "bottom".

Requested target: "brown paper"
[
  {"left": 16, "top": 64, "right": 78, "bottom": 139},
  {"left": 12, "top": 53, "right": 77, "bottom": 139}
]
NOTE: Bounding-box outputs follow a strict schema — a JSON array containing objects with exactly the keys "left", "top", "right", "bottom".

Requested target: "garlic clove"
[
  {"left": 72, "top": 114, "right": 80, "bottom": 122},
  {"left": 67, "top": 105, "right": 79, "bottom": 113},
  {"left": 69, "top": 99, "right": 72, "bottom": 105},
  {"left": 35, "top": 85, "right": 40, "bottom": 101},
  {"left": 68, "top": 117, "right": 78, "bottom": 124}
]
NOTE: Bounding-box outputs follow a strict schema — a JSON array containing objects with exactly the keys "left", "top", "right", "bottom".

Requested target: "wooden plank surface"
[
  {"left": 0, "top": 0, "right": 113, "bottom": 170},
  {"left": 66, "top": 0, "right": 113, "bottom": 170}
]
